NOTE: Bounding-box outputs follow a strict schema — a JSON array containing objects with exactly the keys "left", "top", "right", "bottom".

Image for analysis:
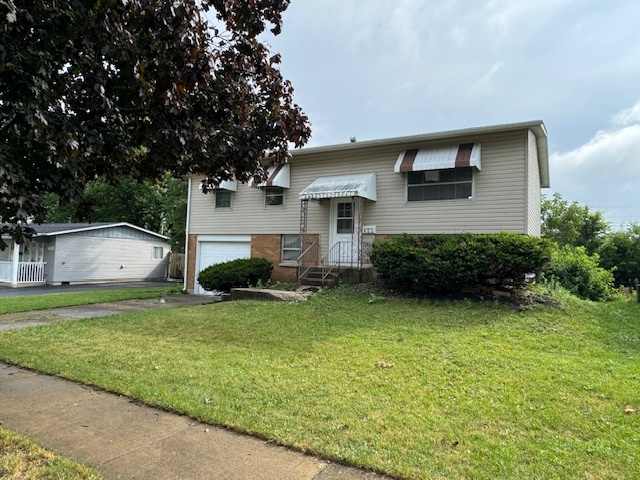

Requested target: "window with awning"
[
  {"left": 395, "top": 143, "right": 480, "bottom": 202},
  {"left": 394, "top": 143, "right": 481, "bottom": 173},
  {"left": 202, "top": 178, "right": 237, "bottom": 192}
]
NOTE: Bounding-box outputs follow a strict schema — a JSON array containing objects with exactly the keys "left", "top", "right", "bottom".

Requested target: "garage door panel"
[{"left": 196, "top": 240, "right": 251, "bottom": 294}]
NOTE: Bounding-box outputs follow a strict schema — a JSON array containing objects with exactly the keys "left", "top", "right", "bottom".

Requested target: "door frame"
[{"left": 329, "top": 197, "right": 360, "bottom": 266}]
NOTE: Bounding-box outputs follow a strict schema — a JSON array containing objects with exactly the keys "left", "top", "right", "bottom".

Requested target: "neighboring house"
[
  {"left": 184, "top": 120, "right": 550, "bottom": 293},
  {"left": 0, "top": 222, "right": 170, "bottom": 287}
]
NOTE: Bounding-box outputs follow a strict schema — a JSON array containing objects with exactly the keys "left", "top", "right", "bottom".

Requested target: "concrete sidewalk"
[{"left": 0, "top": 297, "right": 390, "bottom": 480}]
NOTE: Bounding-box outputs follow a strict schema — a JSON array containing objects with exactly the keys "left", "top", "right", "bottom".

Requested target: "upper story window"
[
  {"left": 265, "top": 187, "right": 284, "bottom": 207},
  {"left": 215, "top": 190, "right": 232, "bottom": 208},
  {"left": 407, "top": 167, "right": 473, "bottom": 202}
]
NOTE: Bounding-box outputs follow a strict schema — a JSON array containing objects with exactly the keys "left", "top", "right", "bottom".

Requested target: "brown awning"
[{"left": 394, "top": 143, "right": 481, "bottom": 173}]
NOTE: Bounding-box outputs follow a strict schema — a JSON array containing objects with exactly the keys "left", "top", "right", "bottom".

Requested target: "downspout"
[{"left": 182, "top": 176, "right": 193, "bottom": 292}]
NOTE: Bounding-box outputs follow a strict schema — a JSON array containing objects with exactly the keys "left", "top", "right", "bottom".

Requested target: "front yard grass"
[
  {"left": 0, "top": 287, "right": 174, "bottom": 315},
  {"left": 0, "top": 290, "right": 638, "bottom": 479},
  {"left": 0, "top": 427, "right": 104, "bottom": 479}
]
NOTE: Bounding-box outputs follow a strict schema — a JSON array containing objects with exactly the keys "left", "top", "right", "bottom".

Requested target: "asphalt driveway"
[{"left": 0, "top": 280, "right": 177, "bottom": 298}]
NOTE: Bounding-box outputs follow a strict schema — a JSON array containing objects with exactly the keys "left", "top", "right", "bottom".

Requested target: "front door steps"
[{"left": 299, "top": 267, "right": 377, "bottom": 288}]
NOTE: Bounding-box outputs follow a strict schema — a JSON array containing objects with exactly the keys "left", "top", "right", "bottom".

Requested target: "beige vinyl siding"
[
  {"left": 525, "top": 130, "right": 542, "bottom": 236},
  {"left": 51, "top": 235, "right": 168, "bottom": 283},
  {"left": 188, "top": 130, "right": 532, "bottom": 261}
]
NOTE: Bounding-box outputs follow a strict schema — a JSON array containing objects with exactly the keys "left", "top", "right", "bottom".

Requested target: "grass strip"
[
  {"left": 0, "top": 427, "right": 104, "bottom": 479},
  {"left": 0, "top": 290, "right": 638, "bottom": 479},
  {"left": 0, "top": 287, "right": 174, "bottom": 315}
]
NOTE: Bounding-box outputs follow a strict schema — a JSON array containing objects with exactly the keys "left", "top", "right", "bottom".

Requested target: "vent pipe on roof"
[{"left": 350, "top": 136, "right": 357, "bottom": 143}]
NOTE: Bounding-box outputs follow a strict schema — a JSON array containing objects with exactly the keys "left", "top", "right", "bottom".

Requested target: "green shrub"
[
  {"left": 197, "top": 257, "right": 273, "bottom": 292},
  {"left": 597, "top": 224, "right": 640, "bottom": 287},
  {"left": 371, "top": 233, "right": 553, "bottom": 293},
  {"left": 543, "top": 245, "right": 617, "bottom": 301}
]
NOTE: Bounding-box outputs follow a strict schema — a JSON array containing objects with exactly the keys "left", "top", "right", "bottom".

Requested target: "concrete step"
[
  {"left": 299, "top": 272, "right": 340, "bottom": 288},
  {"left": 300, "top": 277, "right": 339, "bottom": 288}
]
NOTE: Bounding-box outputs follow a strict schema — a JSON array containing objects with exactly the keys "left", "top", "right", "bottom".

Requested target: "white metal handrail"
[
  {"left": 320, "top": 242, "right": 342, "bottom": 282},
  {"left": 297, "top": 242, "right": 319, "bottom": 280}
]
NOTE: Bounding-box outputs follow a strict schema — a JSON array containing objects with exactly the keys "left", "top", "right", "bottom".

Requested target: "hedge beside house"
[{"left": 371, "top": 233, "right": 553, "bottom": 293}]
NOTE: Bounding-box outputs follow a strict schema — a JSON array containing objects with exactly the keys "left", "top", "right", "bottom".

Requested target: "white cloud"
[
  {"left": 550, "top": 100, "right": 640, "bottom": 227},
  {"left": 268, "top": 0, "right": 640, "bottom": 169},
  {"left": 484, "top": 0, "right": 573, "bottom": 37},
  {"left": 471, "top": 61, "right": 504, "bottom": 93},
  {"left": 613, "top": 101, "right": 640, "bottom": 127}
]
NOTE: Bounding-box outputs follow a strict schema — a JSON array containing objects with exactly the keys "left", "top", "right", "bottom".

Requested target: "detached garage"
[
  {"left": 194, "top": 235, "right": 251, "bottom": 294},
  {"left": 0, "top": 222, "right": 170, "bottom": 287}
]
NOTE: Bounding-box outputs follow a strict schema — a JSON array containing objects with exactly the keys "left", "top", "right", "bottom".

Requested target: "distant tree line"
[{"left": 542, "top": 193, "right": 640, "bottom": 289}]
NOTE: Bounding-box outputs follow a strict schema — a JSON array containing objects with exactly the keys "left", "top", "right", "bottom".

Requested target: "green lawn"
[
  {"left": 0, "top": 427, "right": 104, "bottom": 479},
  {"left": 0, "top": 289, "right": 638, "bottom": 479},
  {"left": 0, "top": 286, "right": 176, "bottom": 315}
]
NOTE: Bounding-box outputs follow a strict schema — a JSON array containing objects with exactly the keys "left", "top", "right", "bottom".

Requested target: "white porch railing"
[
  {"left": 0, "top": 261, "right": 46, "bottom": 284},
  {"left": 319, "top": 241, "right": 373, "bottom": 282},
  {"left": 0, "top": 261, "right": 12, "bottom": 283}
]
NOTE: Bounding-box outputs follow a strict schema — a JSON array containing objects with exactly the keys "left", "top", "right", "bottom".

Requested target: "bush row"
[{"left": 371, "top": 233, "right": 553, "bottom": 293}]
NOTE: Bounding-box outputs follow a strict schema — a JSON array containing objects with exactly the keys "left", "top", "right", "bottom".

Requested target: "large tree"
[
  {"left": 0, "top": 0, "right": 310, "bottom": 247},
  {"left": 598, "top": 223, "right": 640, "bottom": 287},
  {"left": 541, "top": 193, "right": 609, "bottom": 255},
  {"left": 44, "top": 173, "right": 188, "bottom": 252}
]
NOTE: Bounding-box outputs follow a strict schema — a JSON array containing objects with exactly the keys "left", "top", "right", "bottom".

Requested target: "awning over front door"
[
  {"left": 394, "top": 143, "right": 481, "bottom": 173},
  {"left": 299, "top": 173, "right": 377, "bottom": 201}
]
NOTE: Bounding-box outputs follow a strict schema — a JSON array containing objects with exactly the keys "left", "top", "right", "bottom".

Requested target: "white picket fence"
[{"left": 0, "top": 261, "right": 46, "bottom": 284}]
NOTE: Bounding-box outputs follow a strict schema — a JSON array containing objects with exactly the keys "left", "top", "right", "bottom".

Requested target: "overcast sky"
[{"left": 250, "top": 1, "right": 640, "bottom": 228}]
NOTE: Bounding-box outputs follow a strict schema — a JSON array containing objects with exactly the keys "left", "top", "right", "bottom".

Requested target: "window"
[
  {"left": 152, "top": 246, "right": 164, "bottom": 260},
  {"left": 336, "top": 202, "right": 354, "bottom": 234},
  {"left": 265, "top": 187, "right": 284, "bottom": 207},
  {"left": 215, "top": 190, "right": 232, "bottom": 208},
  {"left": 281, "top": 234, "right": 301, "bottom": 263},
  {"left": 407, "top": 167, "right": 473, "bottom": 202},
  {"left": 20, "top": 242, "right": 44, "bottom": 263}
]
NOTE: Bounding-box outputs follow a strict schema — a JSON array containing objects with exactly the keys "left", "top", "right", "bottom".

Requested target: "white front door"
[{"left": 329, "top": 197, "right": 359, "bottom": 266}]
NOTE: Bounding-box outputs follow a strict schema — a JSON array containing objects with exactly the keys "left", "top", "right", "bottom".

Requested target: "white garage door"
[{"left": 196, "top": 238, "right": 251, "bottom": 294}]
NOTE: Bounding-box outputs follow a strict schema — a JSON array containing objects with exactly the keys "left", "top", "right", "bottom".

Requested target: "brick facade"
[
  {"left": 251, "top": 234, "right": 297, "bottom": 283},
  {"left": 188, "top": 233, "right": 323, "bottom": 290}
]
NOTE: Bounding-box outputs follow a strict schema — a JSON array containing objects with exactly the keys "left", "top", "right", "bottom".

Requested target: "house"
[
  {"left": 0, "top": 222, "right": 170, "bottom": 287},
  {"left": 184, "top": 120, "right": 550, "bottom": 293}
]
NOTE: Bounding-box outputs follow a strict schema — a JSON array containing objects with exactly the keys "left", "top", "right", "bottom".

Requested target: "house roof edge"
[{"left": 292, "top": 120, "right": 550, "bottom": 188}]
